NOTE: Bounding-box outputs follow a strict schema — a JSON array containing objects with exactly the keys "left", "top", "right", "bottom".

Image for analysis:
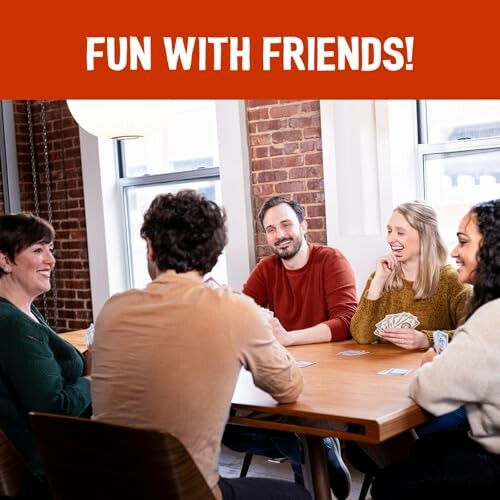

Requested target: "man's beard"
[{"left": 271, "top": 236, "right": 303, "bottom": 260}]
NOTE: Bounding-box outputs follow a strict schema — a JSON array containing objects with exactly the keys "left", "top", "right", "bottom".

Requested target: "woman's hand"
[
  {"left": 380, "top": 328, "right": 429, "bottom": 350},
  {"left": 421, "top": 348, "right": 437, "bottom": 365},
  {"left": 367, "top": 254, "right": 400, "bottom": 300}
]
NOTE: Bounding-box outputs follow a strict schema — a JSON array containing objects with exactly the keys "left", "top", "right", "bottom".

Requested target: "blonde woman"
[{"left": 351, "top": 201, "right": 472, "bottom": 349}]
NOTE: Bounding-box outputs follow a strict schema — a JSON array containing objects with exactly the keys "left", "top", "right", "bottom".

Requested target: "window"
[
  {"left": 417, "top": 100, "right": 500, "bottom": 252},
  {"left": 118, "top": 100, "right": 226, "bottom": 288}
]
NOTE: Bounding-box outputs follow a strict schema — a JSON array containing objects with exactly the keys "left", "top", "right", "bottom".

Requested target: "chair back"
[
  {"left": 0, "top": 429, "right": 31, "bottom": 497},
  {"left": 29, "top": 412, "right": 215, "bottom": 500}
]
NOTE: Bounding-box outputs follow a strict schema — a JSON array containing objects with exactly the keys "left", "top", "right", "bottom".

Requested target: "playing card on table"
[
  {"left": 378, "top": 367, "right": 412, "bottom": 376},
  {"left": 338, "top": 350, "right": 369, "bottom": 357}
]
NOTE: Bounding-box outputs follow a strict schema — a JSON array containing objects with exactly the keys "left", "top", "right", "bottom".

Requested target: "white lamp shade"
[{"left": 66, "top": 100, "right": 170, "bottom": 140}]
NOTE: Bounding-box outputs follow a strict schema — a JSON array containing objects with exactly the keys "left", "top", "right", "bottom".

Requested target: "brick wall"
[
  {"left": 13, "top": 100, "right": 92, "bottom": 332},
  {"left": 246, "top": 100, "right": 326, "bottom": 259}
]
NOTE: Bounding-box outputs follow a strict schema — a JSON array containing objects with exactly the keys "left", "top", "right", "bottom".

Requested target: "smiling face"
[
  {"left": 2, "top": 241, "right": 56, "bottom": 300},
  {"left": 386, "top": 210, "right": 421, "bottom": 264},
  {"left": 262, "top": 203, "right": 307, "bottom": 260},
  {"left": 451, "top": 212, "right": 482, "bottom": 284}
]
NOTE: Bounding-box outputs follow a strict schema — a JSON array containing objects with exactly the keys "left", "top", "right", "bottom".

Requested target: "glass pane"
[
  {"left": 125, "top": 179, "right": 226, "bottom": 288},
  {"left": 121, "top": 100, "right": 219, "bottom": 177},
  {"left": 424, "top": 100, "right": 500, "bottom": 143},
  {"left": 423, "top": 148, "right": 500, "bottom": 254}
]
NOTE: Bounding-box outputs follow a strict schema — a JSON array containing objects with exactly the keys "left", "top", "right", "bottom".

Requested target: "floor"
[{"left": 219, "top": 444, "right": 372, "bottom": 499}]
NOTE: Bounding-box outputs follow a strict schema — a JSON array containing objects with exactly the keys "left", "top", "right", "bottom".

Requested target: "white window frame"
[
  {"left": 0, "top": 100, "right": 21, "bottom": 213},
  {"left": 416, "top": 100, "right": 500, "bottom": 199},
  {"left": 80, "top": 100, "right": 255, "bottom": 318}
]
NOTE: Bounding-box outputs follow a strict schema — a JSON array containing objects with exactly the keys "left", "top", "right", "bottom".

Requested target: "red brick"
[
  {"left": 269, "top": 104, "right": 301, "bottom": 118},
  {"left": 275, "top": 181, "right": 306, "bottom": 193},
  {"left": 307, "top": 205, "right": 326, "bottom": 217},
  {"left": 257, "top": 171, "right": 288, "bottom": 183},
  {"left": 247, "top": 100, "right": 279, "bottom": 108},
  {"left": 271, "top": 155, "right": 304, "bottom": 169},
  {"left": 304, "top": 126, "right": 321, "bottom": 138},
  {"left": 306, "top": 218, "right": 324, "bottom": 230},
  {"left": 305, "top": 152, "right": 323, "bottom": 165},
  {"left": 288, "top": 166, "right": 322, "bottom": 179},
  {"left": 247, "top": 108, "right": 270, "bottom": 121},
  {"left": 272, "top": 130, "right": 303, "bottom": 143},
  {"left": 250, "top": 133, "right": 272, "bottom": 146},
  {"left": 257, "top": 119, "right": 287, "bottom": 133}
]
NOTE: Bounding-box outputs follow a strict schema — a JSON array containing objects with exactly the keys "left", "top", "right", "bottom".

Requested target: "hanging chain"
[
  {"left": 40, "top": 101, "right": 59, "bottom": 329},
  {"left": 26, "top": 101, "right": 51, "bottom": 320},
  {"left": 26, "top": 101, "right": 40, "bottom": 216}
]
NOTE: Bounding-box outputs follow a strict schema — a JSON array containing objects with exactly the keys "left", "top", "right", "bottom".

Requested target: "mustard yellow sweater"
[{"left": 351, "top": 265, "right": 472, "bottom": 347}]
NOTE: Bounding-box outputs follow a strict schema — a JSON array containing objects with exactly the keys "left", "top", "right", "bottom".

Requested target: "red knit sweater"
[{"left": 243, "top": 244, "right": 357, "bottom": 341}]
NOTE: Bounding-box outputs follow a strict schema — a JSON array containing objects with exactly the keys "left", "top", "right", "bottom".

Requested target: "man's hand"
[
  {"left": 270, "top": 317, "right": 294, "bottom": 346},
  {"left": 83, "top": 348, "right": 92, "bottom": 376},
  {"left": 380, "top": 328, "right": 429, "bottom": 350}
]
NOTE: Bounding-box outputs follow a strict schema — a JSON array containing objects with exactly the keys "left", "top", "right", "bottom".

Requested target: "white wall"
[
  {"left": 79, "top": 100, "right": 255, "bottom": 318},
  {"left": 321, "top": 100, "right": 419, "bottom": 296}
]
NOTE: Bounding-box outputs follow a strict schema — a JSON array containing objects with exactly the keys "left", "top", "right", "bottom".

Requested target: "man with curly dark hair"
[
  {"left": 371, "top": 199, "right": 500, "bottom": 499},
  {"left": 91, "top": 190, "right": 311, "bottom": 500}
]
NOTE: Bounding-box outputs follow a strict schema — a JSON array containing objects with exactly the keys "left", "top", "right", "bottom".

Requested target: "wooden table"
[
  {"left": 229, "top": 341, "right": 428, "bottom": 499},
  {"left": 60, "top": 331, "right": 427, "bottom": 499}
]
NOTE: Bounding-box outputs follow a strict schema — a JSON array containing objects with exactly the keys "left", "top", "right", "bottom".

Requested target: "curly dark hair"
[
  {"left": 0, "top": 213, "right": 54, "bottom": 278},
  {"left": 257, "top": 196, "right": 305, "bottom": 229},
  {"left": 140, "top": 190, "right": 227, "bottom": 275},
  {"left": 469, "top": 199, "right": 500, "bottom": 315}
]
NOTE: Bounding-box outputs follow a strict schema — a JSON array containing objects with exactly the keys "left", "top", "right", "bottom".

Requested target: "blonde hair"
[{"left": 385, "top": 201, "right": 448, "bottom": 299}]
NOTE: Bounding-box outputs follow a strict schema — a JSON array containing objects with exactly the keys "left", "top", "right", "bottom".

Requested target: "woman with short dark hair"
[{"left": 0, "top": 213, "right": 91, "bottom": 498}]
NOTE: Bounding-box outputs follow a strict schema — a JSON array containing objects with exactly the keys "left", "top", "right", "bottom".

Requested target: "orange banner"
[{"left": 2, "top": 0, "right": 499, "bottom": 98}]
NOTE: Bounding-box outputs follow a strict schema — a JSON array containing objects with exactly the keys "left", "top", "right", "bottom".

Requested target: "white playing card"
[
  {"left": 432, "top": 330, "right": 449, "bottom": 354},
  {"left": 338, "top": 350, "right": 369, "bottom": 357},
  {"left": 378, "top": 367, "right": 411, "bottom": 376}
]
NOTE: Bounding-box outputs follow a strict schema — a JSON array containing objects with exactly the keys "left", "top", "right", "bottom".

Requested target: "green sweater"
[
  {"left": 351, "top": 265, "right": 472, "bottom": 347},
  {"left": 0, "top": 297, "right": 91, "bottom": 477}
]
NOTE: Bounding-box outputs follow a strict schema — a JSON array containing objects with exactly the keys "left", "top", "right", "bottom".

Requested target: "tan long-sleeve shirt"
[{"left": 91, "top": 270, "right": 303, "bottom": 498}]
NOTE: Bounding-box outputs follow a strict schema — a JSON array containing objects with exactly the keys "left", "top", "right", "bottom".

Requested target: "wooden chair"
[
  {"left": 29, "top": 412, "right": 215, "bottom": 500},
  {"left": 0, "top": 429, "right": 31, "bottom": 497}
]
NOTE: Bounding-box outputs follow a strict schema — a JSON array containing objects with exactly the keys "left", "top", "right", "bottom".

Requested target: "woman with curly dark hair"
[{"left": 371, "top": 199, "right": 500, "bottom": 499}]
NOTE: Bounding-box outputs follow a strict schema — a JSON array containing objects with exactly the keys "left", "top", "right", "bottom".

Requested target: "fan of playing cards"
[{"left": 374, "top": 312, "right": 420, "bottom": 338}]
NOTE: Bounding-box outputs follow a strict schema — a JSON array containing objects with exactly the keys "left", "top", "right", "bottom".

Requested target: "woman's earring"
[{"left": 2, "top": 267, "right": 10, "bottom": 273}]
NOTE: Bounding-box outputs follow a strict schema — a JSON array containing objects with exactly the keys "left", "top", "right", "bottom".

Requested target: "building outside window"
[
  {"left": 417, "top": 100, "right": 500, "bottom": 251},
  {"left": 117, "top": 100, "right": 225, "bottom": 288}
]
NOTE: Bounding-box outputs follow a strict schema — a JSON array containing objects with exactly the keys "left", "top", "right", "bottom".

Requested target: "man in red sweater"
[
  {"left": 243, "top": 196, "right": 357, "bottom": 345},
  {"left": 224, "top": 196, "right": 357, "bottom": 500}
]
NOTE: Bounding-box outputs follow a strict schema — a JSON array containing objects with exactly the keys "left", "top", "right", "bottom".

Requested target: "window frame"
[
  {"left": 416, "top": 100, "right": 500, "bottom": 200},
  {"left": 117, "top": 137, "right": 221, "bottom": 287},
  {"left": 79, "top": 100, "right": 255, "bottom": 319}
]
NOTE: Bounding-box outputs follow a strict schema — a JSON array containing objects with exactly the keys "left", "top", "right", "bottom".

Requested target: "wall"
[
  {"left": 13, "top": 100, "right": 92, "bottom": 331},
  {"left": 246, "top": 100, "right": 326, "bottom": 259},
  {"left": 9, "top": 99, "right": 328, "bottom": 328}
]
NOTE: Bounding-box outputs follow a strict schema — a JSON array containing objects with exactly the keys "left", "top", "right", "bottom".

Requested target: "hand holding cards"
[
  {"left": 374, "top": 312, "right": 420, "bottom": 338},
  {"left": 432, "top": 330, "right": 449, "bottom": 354}
]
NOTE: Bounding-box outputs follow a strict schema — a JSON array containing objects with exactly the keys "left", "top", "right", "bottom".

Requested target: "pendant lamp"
[{"left": 66, "top": 100, "right": 170, "bottom": 140}]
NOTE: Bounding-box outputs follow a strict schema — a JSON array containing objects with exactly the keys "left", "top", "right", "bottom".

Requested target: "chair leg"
[
  {"left": 240, "top": 453, "right": 253, "bottom": 477},
  {"left": 359, "top": 473, "right": 373, "bottom": 500}
]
